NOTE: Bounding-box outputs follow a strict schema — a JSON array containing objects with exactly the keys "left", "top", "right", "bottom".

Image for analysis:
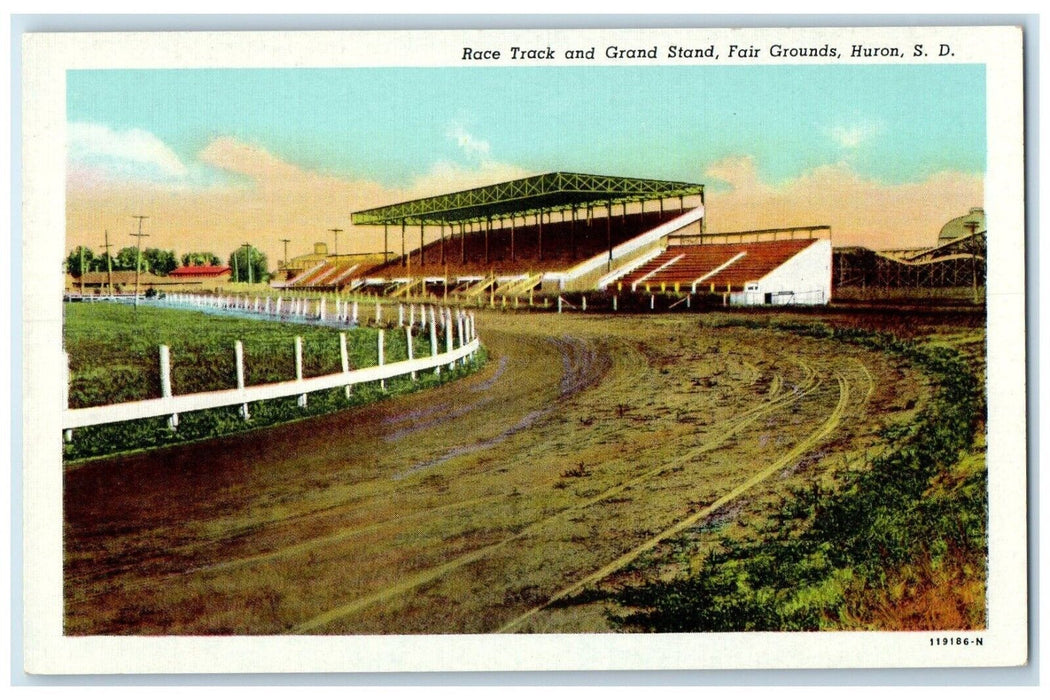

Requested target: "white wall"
[{"left": 747, "top": 238, "right": 832, "bottom": 305}]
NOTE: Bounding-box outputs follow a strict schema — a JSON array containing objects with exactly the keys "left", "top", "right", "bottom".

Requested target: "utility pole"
[
  {"left": 101, "top": 230, "right": 114, "bottom": 297},
  {"left": 130, "top": 215, "right": 149, "bottom": 308},
  {"left": 242, "top": 243, "right": 253, "bottom": 285},
  {"left": 79, "top": 246, "right": 85, "bottom": 296},
  {"left": 280, "top": 238, "right": 291, "bottom": 270},
  {"left": 329, "top": 228, "right": 343, "bottom": 258}
]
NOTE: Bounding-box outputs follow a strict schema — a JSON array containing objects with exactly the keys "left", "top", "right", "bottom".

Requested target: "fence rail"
[
  {"left": 63, "top": 338, "right": 479, "bottom": 431},
  {"left": 63, "top": 295, "right": 480, "bottom": 435}
]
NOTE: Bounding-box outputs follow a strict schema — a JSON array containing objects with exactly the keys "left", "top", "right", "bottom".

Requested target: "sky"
[{"left": 66, "top": 64, "right": 985, "bottom": 267}]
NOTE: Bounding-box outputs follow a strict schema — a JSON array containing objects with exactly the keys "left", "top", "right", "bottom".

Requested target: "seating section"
[
  {"left": 626, "top": 239, "right": 815, "bottom": 292},
  {"left": 362, "top": 208, "right": 689, "bottom": 280},
  {"left": 286, "top": 262, "right": 359, "bottom": 290}
]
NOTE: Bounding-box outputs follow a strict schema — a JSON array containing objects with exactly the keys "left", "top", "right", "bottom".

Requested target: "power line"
[
  {"left": 130, "top": 215, "right": 149, "bottom": 308},
  {"left": 279, "top": 238, "right": 291, "bottom": 269},
  {"left": 101, "top": 230, "right": 114, "bottom": 297},
  {"left": 329, "top": 228, "right": 343, "bottom": 257},
  {"left": 242, "top": 242, "right": 253, "bottom": 285}
]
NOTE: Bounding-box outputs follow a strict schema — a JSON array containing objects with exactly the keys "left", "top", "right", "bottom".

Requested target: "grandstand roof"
[
  {"left": 351, "top": 172, "right": 704, "bottom": 227},
  {"left": 169, "top": 265, "right": 231, "bottom": 278}
]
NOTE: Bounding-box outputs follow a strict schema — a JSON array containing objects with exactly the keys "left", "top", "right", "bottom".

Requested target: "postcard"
[{"left": 20, "top": 24, "right": 1027, "bottom": 673}]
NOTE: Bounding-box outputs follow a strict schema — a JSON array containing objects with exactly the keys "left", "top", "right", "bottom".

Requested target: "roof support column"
[
  {"left": 510, "top": 215, "right": 516, "bottom": 263},
  {"left": 485, "top": 217, "right": 490, "bottom": 265},
  {"left": 570, "top": 206, "right": 577, "bottom": 259},
  {"left": 700, "top": 188, "right": 706, "bottom": 233},
  {"left": 461, "top": 222, "right": 466, "bottom": 264},
  {"left": 440, "top": 221, "right": 445, "bottom": 266},
  {"left": 383, "top": 224, "right": 389, "bottom": 264},
  {"left": 538, "top": 211, "right": 544, "bottom": 262},
  {"left": 401, "top": 220, "right": 406, "bottom": 267},
  {"left": 420, "top": 222, "right": 425, "bottom": 268},
  {"left": 607, "top": 200, "right": 613, "bottom": 271}
]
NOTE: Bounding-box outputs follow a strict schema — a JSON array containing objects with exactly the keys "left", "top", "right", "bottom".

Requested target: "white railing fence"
[{"left": 63, "top": 304, "right": 479, "bottom": 438}]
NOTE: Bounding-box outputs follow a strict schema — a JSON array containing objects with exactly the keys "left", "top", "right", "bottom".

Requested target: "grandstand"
[
  {"left": 346, "top": 172, "right": 705, "bottom": 295},
  {"left": 272, "top": 171, "right": 834, "bottom": 305}
]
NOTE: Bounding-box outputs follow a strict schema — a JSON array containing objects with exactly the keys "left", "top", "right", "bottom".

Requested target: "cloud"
[
  {"left": 702, "top": 156, "right": 983, "bottom": 250},
  {"left": 401, "top": 159, "right": 534, "bottom": 201},
  {"left": 68, "top": 122, "right": 188, "bottom": 181},
  {"left": 830, "top": 120, "right": 883, "bottom": 149},
  {"left": 446, "top": 123, "right": 491, "bottom": 159},
  {"left": 67, "top": 135, "right": 531, "bottom": 267}
]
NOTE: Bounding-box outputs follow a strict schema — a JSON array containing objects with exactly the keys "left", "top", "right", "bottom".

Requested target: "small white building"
[{"left": 731, "top": 238, "right": 832, "bottom": 306}]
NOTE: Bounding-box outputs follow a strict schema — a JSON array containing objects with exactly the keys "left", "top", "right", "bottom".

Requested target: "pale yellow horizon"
[{"left": 66, "top": 138, "right": 983, "bottom": 270}]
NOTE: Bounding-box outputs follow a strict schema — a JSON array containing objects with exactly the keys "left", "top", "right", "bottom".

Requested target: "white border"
[{"left": 21, "top": 25, "right": 1028, "bottom": 674}]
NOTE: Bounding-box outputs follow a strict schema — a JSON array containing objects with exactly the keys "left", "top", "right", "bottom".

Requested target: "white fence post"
[
  {"left": 445, "top": 308, "right": 455, "bottom": 370},
  {"left": 295, "top": 336, "right": 307, "bottom": 407},
  {"left": 159, "top": 344, "right": 178, "bottom": 430},
  {"left": 457, "top": 310, "right": 467, "bottom": 366},
  {"left": 398, "top": 304, "right": 404, "bottom": 327},
  {"left": 319, "top": 298, "right": 326, "bottom": 322},
  {"left": 63, "top": 352, "right": 73, "bottom": 442},
  {"left": 339, "top": 332, "right": 351, "bottom": 399},
  {"left": 558, "top": 296, "right": 563, "bottom": 314},
  {"left": 375, "top": 301, "right": 382, "bottom": 325},
  {"left": 429, "top": 307, "right": 440, "bottom": 376},
  {"left": 582, "top": 295, "right": 587, "bottom": 312},
  {"left": 352, "top": 300, "right": 359, "bottom": 325},
  {"left": 378, "top": 329, "right": 386, "bottom": 391},
  {"left": 406, "top": 325, "right": 416, "bottom": 381},
  {"left": 235, "top": 340, "right": 249, "bottom": 420}
]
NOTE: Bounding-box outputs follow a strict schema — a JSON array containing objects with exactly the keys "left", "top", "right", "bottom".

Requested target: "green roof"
[{"left": 351, "top": 171, "right": 704, "bottom": 227}]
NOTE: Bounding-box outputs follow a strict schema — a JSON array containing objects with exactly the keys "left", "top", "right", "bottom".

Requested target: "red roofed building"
[{"left": 169, "top": 265, "right": 232, "bottom": 280}]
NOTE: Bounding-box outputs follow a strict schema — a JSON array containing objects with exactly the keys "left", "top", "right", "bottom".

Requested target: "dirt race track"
[{"left": 64, "top": 310, "right": 940, "bottom": 635}]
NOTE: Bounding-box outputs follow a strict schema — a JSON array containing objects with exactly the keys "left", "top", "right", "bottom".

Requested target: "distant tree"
[
  {"left": 143, "top": 248, "right": 178, "bottom": 276},
  {"left": 181, "top": 251, "right": 222, "bottom": 267},
  {"left": 89, "top": 252, "right": 115, "bottom": 274},
  {"left": 228, "top": 245, "right": 268, "bottom": 283},
  {"left": 65, "top": 246, "right": 95, "bottom": 277},
  {"left": 114, "top": 246, "right": 149, "bottom": 272}
]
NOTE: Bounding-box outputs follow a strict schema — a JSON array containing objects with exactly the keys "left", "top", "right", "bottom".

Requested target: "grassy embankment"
[
  {"left": 63, "top": 302, "right": 484, "bottom": 461},
  {"left": 606, "top": 317, "right": 986, "bottom": 631}
]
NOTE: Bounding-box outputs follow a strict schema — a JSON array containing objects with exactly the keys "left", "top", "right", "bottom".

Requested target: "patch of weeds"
[
  {"left": 610, "top": 322, "right": 986, "bottom": 632},
  {"left": 561, "top": 462, "right": 591, "bottom": 479}
]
